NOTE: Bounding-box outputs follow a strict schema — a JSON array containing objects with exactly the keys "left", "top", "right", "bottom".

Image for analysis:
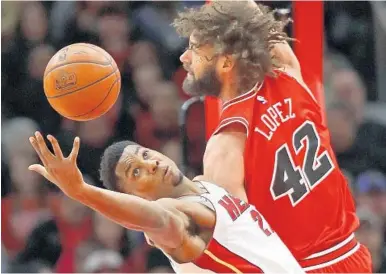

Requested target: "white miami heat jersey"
[{"left": 165, "top": 181, "right": 304, "bottom": 273}]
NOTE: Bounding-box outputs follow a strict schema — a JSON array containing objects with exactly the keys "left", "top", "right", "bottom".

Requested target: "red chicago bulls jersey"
[{"left": 212, "top": 70, "right": 360, "bottom": 271}]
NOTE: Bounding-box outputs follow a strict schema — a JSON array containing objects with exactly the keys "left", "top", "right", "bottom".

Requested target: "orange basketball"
[{"left": 43, "top": 43, "right": 121, "bottom": 121}]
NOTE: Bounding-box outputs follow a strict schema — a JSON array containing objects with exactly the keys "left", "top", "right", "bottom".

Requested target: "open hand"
[{"left": 29, "top": 131, "right": 84, "bottom": 197}]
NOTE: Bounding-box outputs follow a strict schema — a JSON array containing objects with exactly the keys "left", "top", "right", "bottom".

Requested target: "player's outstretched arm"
[
  {"left": 203, "top": 124, "right": 248, "bottom": 201},
  {"left": 28, "top": 132, "right": 185, "bottom": 249}
]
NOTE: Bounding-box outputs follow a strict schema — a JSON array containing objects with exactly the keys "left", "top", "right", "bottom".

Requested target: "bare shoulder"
[
  {"left": 214, "top": 122, "right": 247, "bottom": 136},
  {"left": 156, "top": 197, "right": 181, "bottom": 207},
  {"left": 205, "top": 129, "right": 246, "bottom": 159},
  {"left": 157, "top": 198, "right": 215, "bottom": 229},
  {"left": 203, "top": 127, "right": 247, "bottom": 200},
  {"left": 155, "top": 198, "right": 185, "bottom": 215},
  {"left": 206, "top": 127, "right": 247, "bottom": 150}
]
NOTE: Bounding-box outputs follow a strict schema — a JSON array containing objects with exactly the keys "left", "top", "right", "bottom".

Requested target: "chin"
[
  {"left": 182, "top": 78, "right": 199, "bottom": 96},
  {"left": 168, "top": 168, "right": 183, "bottom": 186},
  {"left": 174, "top": 172, "right": 184, "bottom": 186},
  {"left": 182, "top": 68, "right": 222, "bottom": 97}
]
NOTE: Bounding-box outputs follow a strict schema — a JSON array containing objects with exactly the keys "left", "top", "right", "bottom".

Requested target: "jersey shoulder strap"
[
  {"left": 213, "top": 82, "right": 264, "bottom": 137},
  {"left": 177, "top": 194, "right": 215, "bottom": 212}
]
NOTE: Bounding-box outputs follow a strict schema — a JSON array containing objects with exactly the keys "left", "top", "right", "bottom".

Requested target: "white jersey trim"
[
  {"left": 212, "top": 117, "right": 249, "bottom": 137},
  {"left": 221, "top": 81, "right": 263, "bottom": 114},
  {"left": 303, "top": 243, "right": 360, "bottom": 271},
  {"left": 304, "top": 233, "right": 355, "bottom": 259},
  {"left": 176, "top": 194, "right": 216, "bottom": 212}
]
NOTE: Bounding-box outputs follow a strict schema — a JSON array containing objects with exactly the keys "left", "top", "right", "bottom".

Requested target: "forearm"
[
  {"left": 271, "top": 42, "right": 300, "bottom": 71},
  {"left": 72, "top": 183, "right": 166, "bottom": 231}
]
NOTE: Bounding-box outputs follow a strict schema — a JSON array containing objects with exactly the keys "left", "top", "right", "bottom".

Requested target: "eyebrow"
[
  {"left": 189, "top": 42, "right": 200, "bottom": 49},
  {"left": 134, "top": 146, "right": 140, "bottom": 155},
  {"left": 124, "top": 163, "right": 132, "bottom": 177},
  {"left": 124, "top": 146, "right": 141, "bottom": 177}
]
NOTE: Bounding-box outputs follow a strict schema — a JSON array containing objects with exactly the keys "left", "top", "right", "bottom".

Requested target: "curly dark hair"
[
  {"left": 173, "top": 1, "right": 292, "bottom": 91},
  {"left": 99, "top": 140, "right": 137, "bottom": 192}
]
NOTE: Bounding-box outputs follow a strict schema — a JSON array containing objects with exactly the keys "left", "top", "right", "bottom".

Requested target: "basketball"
[{"left": 43, "top": 43, "right": 121, "bottom": 121}]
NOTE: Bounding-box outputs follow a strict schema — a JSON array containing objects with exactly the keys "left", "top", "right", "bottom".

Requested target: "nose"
[
  {"left": 180, "top": 49, "right": 191, "bottom": 63},
  {"left": 146, "top": 160, "right": 159, "bottom": 174}
]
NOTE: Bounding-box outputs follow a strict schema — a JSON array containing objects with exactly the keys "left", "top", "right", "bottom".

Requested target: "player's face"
[
  {"left": 115, "top": 145, "right": 183, "bottom": 200},
  {"left": 179, "top": 32, "right": 222, "bottom": 97}
]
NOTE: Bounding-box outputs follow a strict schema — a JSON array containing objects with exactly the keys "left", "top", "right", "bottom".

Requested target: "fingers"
[
  {"left": 30, "top": 132, "right": 79, "bottom": 166},
  {"left": 47, "top": 135, "right": 64, "bottom": 159},
  {"left": 35, "top": 131, "right": 55, "bottom": 160},
  {"left": 69, "top": 137, "right": 80, "bottom": 163},
  {"left": 29, "top": 136, "right": 49, "bottom": 167},
  {"left": 28, "top": 164, "right": 54, "bottom": 182},
  {"left": 144, "top": 233, "right": 155, "bottom": 247}
]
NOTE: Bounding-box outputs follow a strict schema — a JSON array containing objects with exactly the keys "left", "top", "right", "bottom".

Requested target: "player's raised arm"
[
  {"left": 271, "top": 42, "right": 301, "bottom": 76},
  {"left": 28, "top": 132, "right": 185, "bottom": 248},
  {"left": 203, "top": 124, "right": 248, "bottom": 201},
  {"left": 244, "top": 0, "right": 302, "bottom": 79}
]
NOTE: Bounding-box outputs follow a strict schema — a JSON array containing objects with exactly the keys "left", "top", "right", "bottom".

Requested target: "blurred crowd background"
[{"left": 1, "top": 1, "right": 386, "bottom": 273}]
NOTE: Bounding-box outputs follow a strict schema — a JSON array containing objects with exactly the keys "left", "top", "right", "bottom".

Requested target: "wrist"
[{"left": 67, "top": 182, "right": 89, "bottom": 200}]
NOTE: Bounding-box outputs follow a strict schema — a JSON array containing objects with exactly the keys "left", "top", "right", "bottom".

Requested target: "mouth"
[
  {"left": 163, "top": 166, "right": 169, "bottom": 178},
  {"left": 183, "top": 65, "right": 192, "bottom": 74}
]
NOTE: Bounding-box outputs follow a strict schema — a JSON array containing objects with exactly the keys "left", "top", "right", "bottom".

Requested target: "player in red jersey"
[{"left": 174, "top": 0, "right": 372, "bottom": 272}]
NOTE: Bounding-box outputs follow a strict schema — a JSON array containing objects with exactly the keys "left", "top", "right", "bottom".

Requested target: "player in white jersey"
[{"left": 28, "top": 132, "right": 303, "bottom": 273}]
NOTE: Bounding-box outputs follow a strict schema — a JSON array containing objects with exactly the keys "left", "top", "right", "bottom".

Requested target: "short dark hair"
[
  {"left": 173, "top": 1, "right": 292, "bottom": 91},
  {"left": 97, "top": 4, "right": 128, "bottom": 18},
  {"left": 99, "top": 140, "right": 138, "bottom": 191}
]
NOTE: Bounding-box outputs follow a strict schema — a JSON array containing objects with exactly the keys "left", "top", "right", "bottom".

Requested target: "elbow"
[
  {"left": 158, "top": 208, "right": 185, "bottom": 242},
  {"left": 150, "top": 201, "right": 171, "bottom": 229}
]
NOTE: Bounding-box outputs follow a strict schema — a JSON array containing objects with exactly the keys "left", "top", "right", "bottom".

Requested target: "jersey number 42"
[{"left": 270, "top": 121, "right": 335, "bottom": 206}]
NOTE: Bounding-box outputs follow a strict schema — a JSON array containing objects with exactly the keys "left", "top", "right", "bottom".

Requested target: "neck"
[
  {"left": 219, "top": 74, "right": 240, "bottom": 103},
  {"left": 170, "top": 177, "right": 204, "bottom": 198},
  {"left": 219, "top": 73, "right": 258, "bottom": 104}
]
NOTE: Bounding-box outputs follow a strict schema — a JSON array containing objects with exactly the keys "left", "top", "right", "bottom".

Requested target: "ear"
[{"left": 216, "top": 55, "right": 235, "bottom": 74}]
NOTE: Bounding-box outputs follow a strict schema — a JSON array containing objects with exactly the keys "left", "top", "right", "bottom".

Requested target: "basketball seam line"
[
  {"left": 66, "top": 77, "right": 120, "bottom": 118},
  {"left": 44, "top": 61, "right": 111, "bottom": 77},
  {"left": 44, "top": 43, "right": 112, "bottom": 76},
  {"left": 47, "top": 67, "right": 119, "bottom": 99},
  {"left": 79, "top": 44, "right": 113, "bottom": 63}
]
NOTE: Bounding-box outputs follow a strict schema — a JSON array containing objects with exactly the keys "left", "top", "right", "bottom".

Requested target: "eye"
[
  {"left": 133, "top": 168, "right": 140, "bottom": 177},
  {"left": 142, "top": 150, "right": 149, "bottom": 160},
  {"left": 186, "top": 45, "right": 193, "bottom": 51},
  {"left": 186, "top": 44, "right": 199, "bottom": 53}
]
